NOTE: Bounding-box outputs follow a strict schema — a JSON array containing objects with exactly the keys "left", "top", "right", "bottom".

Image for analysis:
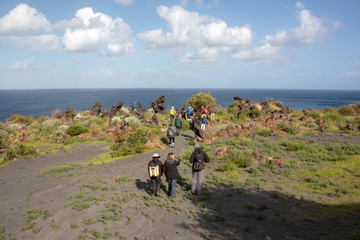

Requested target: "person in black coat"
[
  {"left": 162, "top": 152, "right": 181, "bottom": 198},
  {"left": 189, "top": 143, "right": 210, "bottom": 195}
]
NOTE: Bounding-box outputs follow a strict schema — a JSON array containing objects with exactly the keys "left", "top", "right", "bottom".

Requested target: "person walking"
[
  {"left": 174, "top": 113, "right": 183, "bottom": 136},
  {"left": 167, "top": 124, "right": 176, "bottom": 148},
  {"left": 191, "top": 115, "right": 202, "bottom": 138},
  {"left": 209, "top": 106, "right": 215, "bottom": 122},
  {"left": 201, "top": 106, "right": 206, "bottom": 115},
  {"left": 170, "top": 106, "right": 175, "bottom": 123},
  {"left": 189, "top": 143, "right": 210, "bottom": 195},
  {"left": 148, "top": 153, "right": 163, "bottom": 196},
  {"left": 162, "top": 153, "right": 181, "bottom": 198},
  {"left": 201, "top": 113, "right": 208, "bottom": 130}
]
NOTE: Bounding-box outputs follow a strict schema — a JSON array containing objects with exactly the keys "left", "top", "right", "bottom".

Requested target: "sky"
[{"left": 0, "top": 0, "right": 359, "bottom": 90}]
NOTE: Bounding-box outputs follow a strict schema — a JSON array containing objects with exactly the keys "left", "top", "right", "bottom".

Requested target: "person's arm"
[
  {"left": 176, "top": 158, "right": 181, "bottom": 166},
  {"left": 203, "top": 151, "right": 210, "bottom": 163},
  {"left": 189, "top": 151, "right": 195, "bottom": 163}
]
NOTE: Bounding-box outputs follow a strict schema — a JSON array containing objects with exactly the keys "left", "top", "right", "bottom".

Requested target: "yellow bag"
[{"left": 149, "top": 165, "right": 159, "bottom": 177}]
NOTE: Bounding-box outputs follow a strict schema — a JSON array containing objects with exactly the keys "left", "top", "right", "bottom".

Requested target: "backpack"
[
  {"left": 193, "top": 153, "right": 205, "bottom": 170},
  {"left": 168, "top": 129, "right": 174, "bottom": 137},
  {"left": 149, "top": 165, "right": 159, "bottom": 177}
]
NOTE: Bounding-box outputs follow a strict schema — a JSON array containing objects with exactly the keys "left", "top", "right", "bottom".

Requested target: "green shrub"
[
  {"left": 277, "top": 122, "right": 296, "bottom": 135},
  {"left": 305, "top": 109, "right": 321, "bottom": 119},
  {"left": 281, "top": 141, "right": 307, "bottom": 151},
  {"left": 8, "top": 114, "right": 35, "bottom": 125},
  {"left": 224, "top": 150, "right": 252, "bottom": 168},
  {"left": 249, "top": 108, "right": 261, "bottom": 118},
  {"left": 338, "top": 105, "right": 354, "bottom": 116},
  {"left": 15, "top": 144, "right": 37, "bottom": 157},
  {"left": 66, "top": 124, "right": 89, "bottom": 136},
  {"left": 0, "top": 129, "right": 8, "bottom": 148},
  {"left": 187, "top": 92, "right": 216, "bottom": 112},
  {"left": 227, "top": 101, "right": 241, "bottom": 114},
  {"left": 256, "top": 127, "right": 271, "bottom": 137},
  {"left": 64, "top": 108, "right": 76, "bottom": 120},
  {"left": 5, "top": 148, "right": 16, "bottom": 161}
]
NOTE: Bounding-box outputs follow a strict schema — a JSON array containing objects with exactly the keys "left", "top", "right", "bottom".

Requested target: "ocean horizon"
[{"left": 1, "top": 88, "right": 360, "bottom": 122}]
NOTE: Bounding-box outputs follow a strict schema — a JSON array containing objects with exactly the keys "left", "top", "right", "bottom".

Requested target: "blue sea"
[{"left": 1, "top": 88, "right": 360, "bottom": 122}]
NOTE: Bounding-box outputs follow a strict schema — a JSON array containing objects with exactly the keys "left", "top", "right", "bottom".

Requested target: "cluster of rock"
[
  {"left": 233, "top": 96, "right": 290, "bottom": 120},
  {"left": 88, "top": 96, "right": 167, "bottom": 125}
]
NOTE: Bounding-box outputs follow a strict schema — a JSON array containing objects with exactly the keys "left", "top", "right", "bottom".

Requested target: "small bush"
[
  {"left": 64, "top": 108, "right": 76, "bottom": 120},
  {"left": 5, "top": 148, "right": 16, "bottom": 161},
  {"left": 256, "top": 127, "right": 271, "bottom": 137},
  {"left": 51, "top": 108, "right": 62, "bottom": 119},
  {"left": 249, "top": 108, "right": 261, "bottom": 118},
  {"left": 8, "top": 114, "right": 35, "bottom": 125},
  {"left": 15, "top": 144, "right": 37, "bottom": 157},
  {"left": 187, "top": 92, "right": 216, "bottom": 112},
  {"left": 227, "top": 101, "right": 241, "bottom": 114},
  {"left": 124, "top": 116, "right": 142, "bottom": 128},
  {"left": 338, "top": 105, "right": 354, "bottom": 116},
  {"left": 66, "top": 124, "right": 89, "bottom": 137}
]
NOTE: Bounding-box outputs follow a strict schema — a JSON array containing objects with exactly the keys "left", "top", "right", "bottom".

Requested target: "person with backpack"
[
  {"left": 208, "top": 106, "right": 214, "bottom": 122},
  {"left": 174, "top": 113, "right": 183, "bottom": 136},
  {"left": 186, "top": 106, "right": 192, "bottom": 120},
  {"left": 162, "top": 153, "right": 181, "bottom": 198},
  {"left": 189, "top": 143, "right": 210, "bottom": 195},
  {"left": 201, "top": 106, "right": 206, "bottom": 115},
  {"left": 191, "top": 115, "right": 202, "bottom": 138},
  {"left": 170, "top": 106, "right": 175, "bottom": 123},
  {"left": 148, "top": 153, "right": 163, "bottom": 196},
  {"left": 201, "top": 113, "right": 208, "bottom": 130},
  {"left": 167, "top": 124, "right": 176, "bottom": 148}
]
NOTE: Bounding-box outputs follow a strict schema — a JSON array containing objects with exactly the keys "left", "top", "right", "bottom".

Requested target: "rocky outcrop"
[
  {"left": 233, "top": 97, "right": 288, "bottom": 120},
  {"left": 110, "top": 102, "right": 124, "bottom": 117},
  {"left": 151, "top": 96, "right": 166, "bottom": 114},
  {"left": 90, "top": 102, "right": 102, "bottom": 116},
  {"left": 151, "top": 114, "right": 158, "bottom": 125}
]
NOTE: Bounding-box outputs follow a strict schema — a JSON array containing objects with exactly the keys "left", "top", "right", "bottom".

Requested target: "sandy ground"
[{"left": 0, "top": 129, "right": 360, "bottom": 240}]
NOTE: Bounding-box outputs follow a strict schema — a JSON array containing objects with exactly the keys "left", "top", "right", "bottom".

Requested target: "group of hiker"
[
  {"left": 166, "top": 105, "right": 215, "bottom": 147},
  {"left": 148, "top": 142, "right": 210, "bottom": 198}
]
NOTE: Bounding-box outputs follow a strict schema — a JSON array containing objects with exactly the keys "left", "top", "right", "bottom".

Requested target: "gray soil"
[{"left": 0, "top": 129, "right": 359, "bottom": 240}]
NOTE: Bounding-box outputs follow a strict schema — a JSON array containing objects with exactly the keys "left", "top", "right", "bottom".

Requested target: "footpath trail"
[{"left": 1, "top": 126, "right": 359, "bottom": 240}]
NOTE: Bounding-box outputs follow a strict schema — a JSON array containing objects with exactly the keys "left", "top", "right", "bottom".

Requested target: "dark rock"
[
  {"left": 151, "top": 96, "right": 166, "bottom": 114},
  {"left": 110, "top": 102, "right": 123, "bottom": 117},
  {"left": 90, "top": 102, "right": 102, "bottom": 116},
  {"left": 233, "top": 96, "right": 243, "bottom": 102},
  {"left": 299, "top": 116, "right": 306, "bottom": 121},
  {"left": 151, "top": 114, "right": 158, "bottom": 125}
]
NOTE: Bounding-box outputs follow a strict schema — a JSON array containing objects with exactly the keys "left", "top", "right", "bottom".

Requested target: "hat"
[
  {"left": 172, "top": 106, "right": 174, "bottom": 109},
  {"left": 194, "top": 143, "right": 200, "bottom": 149},
  {"left": 152, "top": 153, "right": 160, "bottom": 158}
]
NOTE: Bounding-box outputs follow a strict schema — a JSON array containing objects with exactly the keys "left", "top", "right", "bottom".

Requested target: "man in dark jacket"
[
  {"left": 174, "top": 113, "right": 183, "bottom": 136},
  {"left": 148, "top": 153, "right": 163, "bottom": 196},
  {"left": 189, "top": 143, "right": 210, "bottom": 195},
  {"left": 162, "top": 153, "right": 181, "bottom": 198}
]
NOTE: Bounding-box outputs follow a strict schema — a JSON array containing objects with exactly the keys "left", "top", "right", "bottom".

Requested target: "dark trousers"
[
  {"left": 151, "top": 177, "right": 161, "bottom": 196},
  {"left": 167, "top": 178, "right": 177, "bottom": 198},
  {"left": 169, "top": 137, "right": 175, "bottom": 144},
  {"left": 176, "top": 127, "right": 181, "bottom": 136}
]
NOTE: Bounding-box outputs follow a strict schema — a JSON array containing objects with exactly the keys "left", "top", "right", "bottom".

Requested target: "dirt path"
[{"left": 1, "top": 129, "right": 359, "bottom": 240}]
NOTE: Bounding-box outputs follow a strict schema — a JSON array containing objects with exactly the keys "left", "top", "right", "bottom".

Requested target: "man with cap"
[
  {"left": 148, "top": 153, "right": 163, "bottom": 196},
  {"left": 189, "top": 143, "right": 210, "bottom": 195}
]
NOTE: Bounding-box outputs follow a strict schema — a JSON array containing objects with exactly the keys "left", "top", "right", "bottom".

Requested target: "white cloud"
[
  {"left": 114, "top": 0, "right": 135, "bottom": 5},
  {"left": 60, "top": 7, "right": 134, "bottom": 55},
  {"left": 8, "top": 59, "right": 37, "bottom": 71},
  {"left": 236, "top": 2, "right": 341, "bottom": 64},
  {"left": 138, "top": 5, "right": 252, "bottom": 62},
  {"left": 0, "top": 3, "right": 51, "bottom": 35},
  {"left": 4, "top": 34, "right": 62, "bottom": 51}
]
